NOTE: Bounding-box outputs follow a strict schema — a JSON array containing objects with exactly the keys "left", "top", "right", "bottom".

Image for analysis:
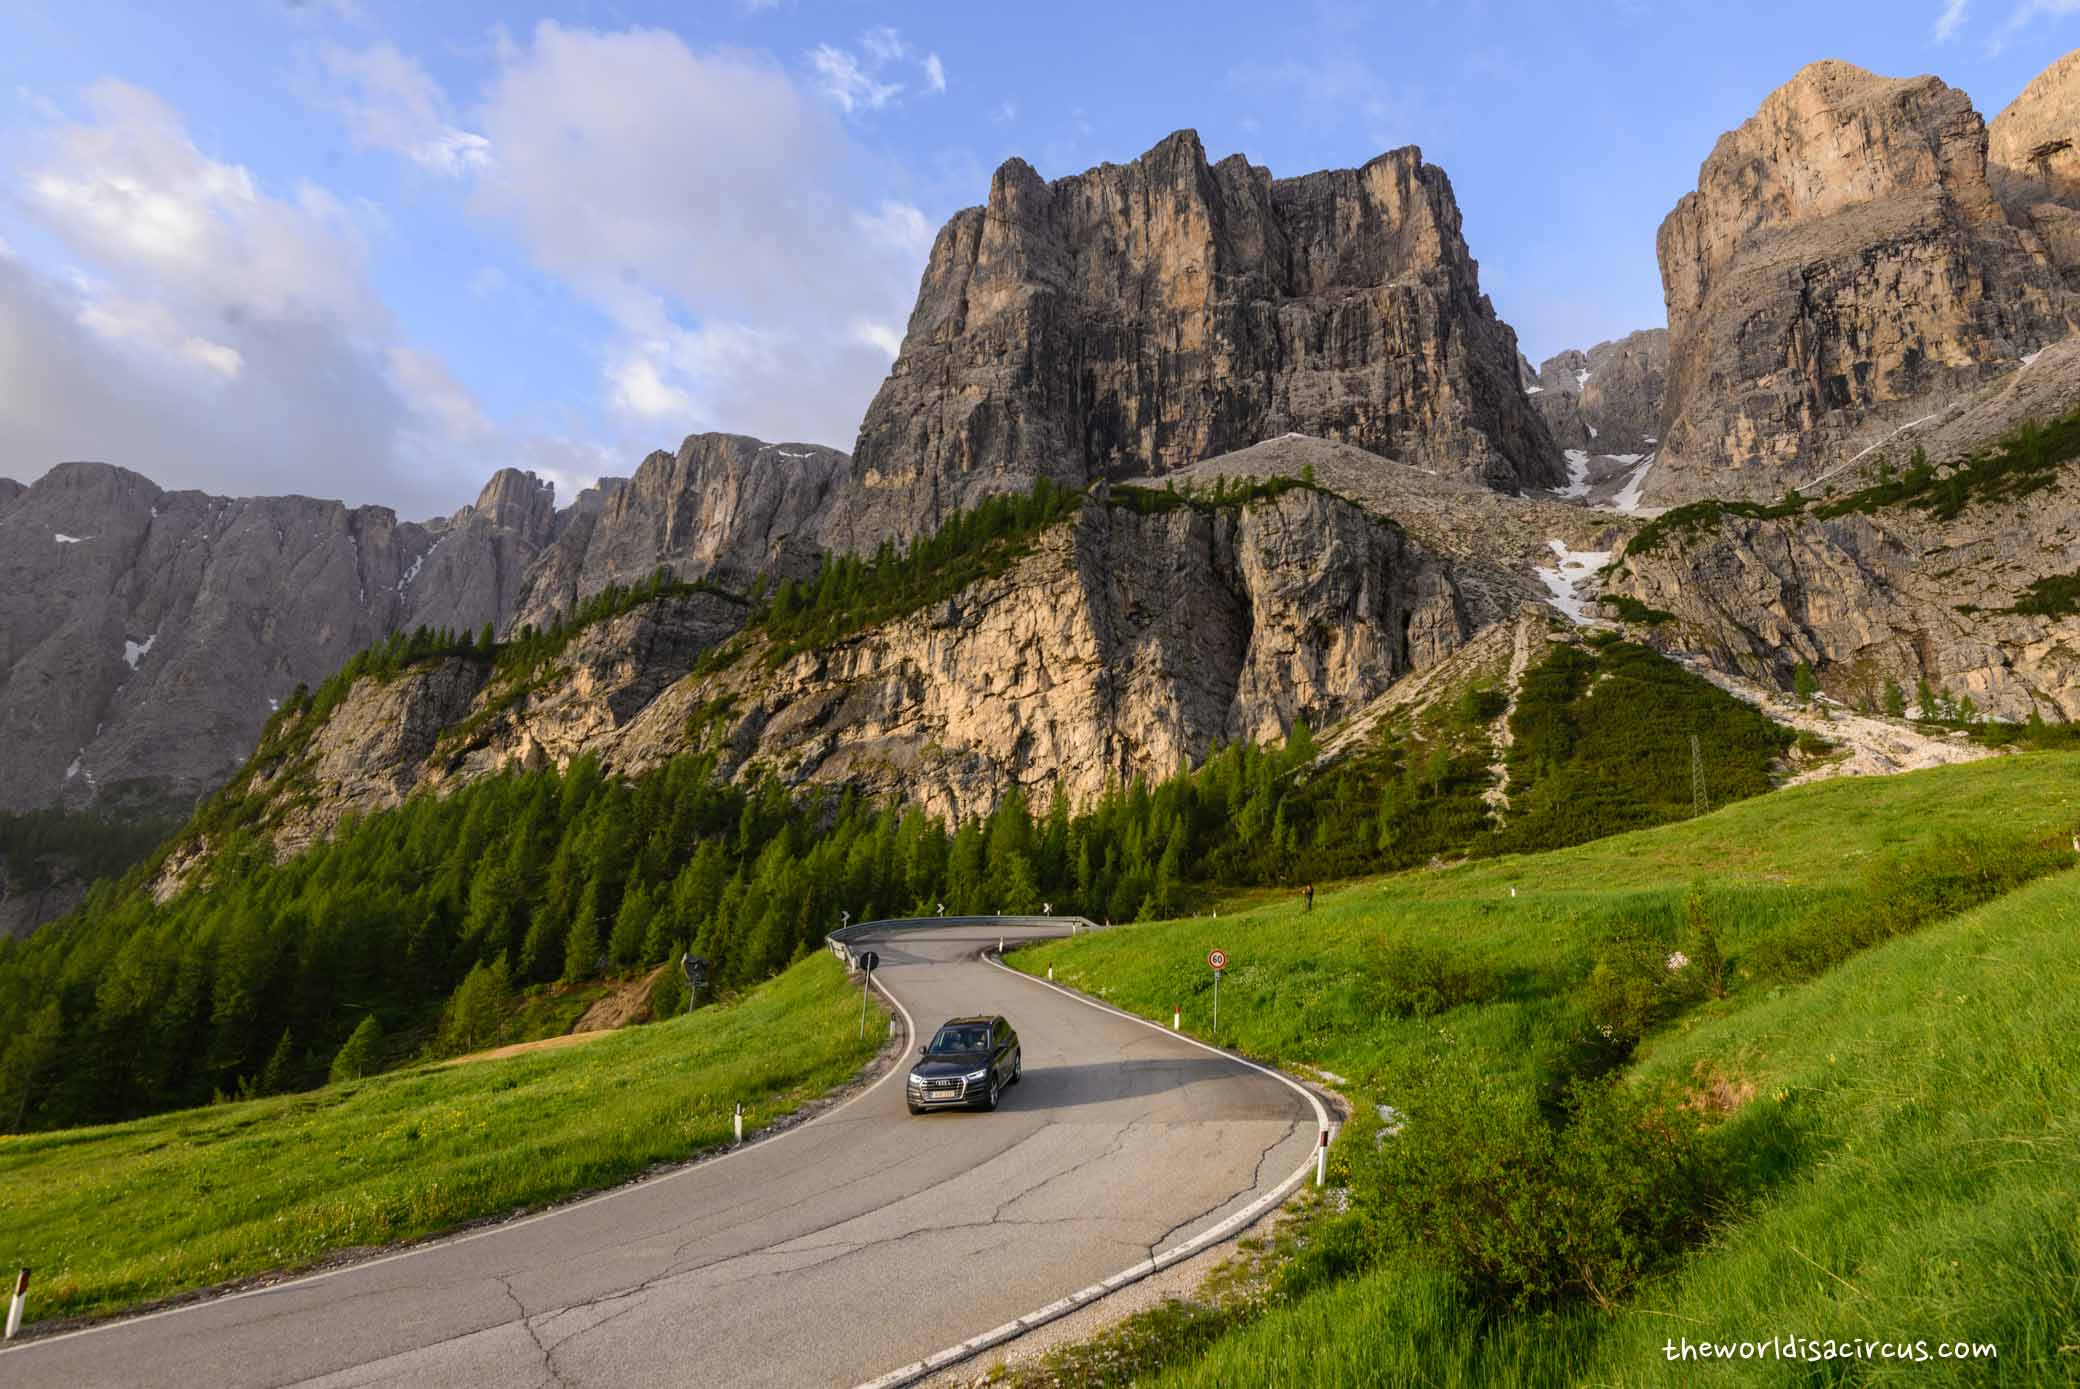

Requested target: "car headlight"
[
  {"left": 964, "top": 1069, "right": 989, "bottom": 1083},
  {"left": 907, "top": 1073, "right": 926, "bottom": 1086}
]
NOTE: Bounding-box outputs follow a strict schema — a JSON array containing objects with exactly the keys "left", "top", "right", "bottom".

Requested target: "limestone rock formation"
[
  {"left": 1990, "top": 49, "right": 2080, "bottom": 290},
  {"left": 511, "top": 435, "right": 846, "bottom": 634},
  {"left": 1653, "top": 60, "right": 2072, "bottom": 506},
  {"left": 1527, "top": 329, "right": 1668, "bottom": 456},
  {"left": 0, "top": 462, "right": 555, "bottom": 816},
  {"left": 833, "top": 130, "right": 1560, "bottom": 547},
  {"left": 169, "top": 434, "right": 1638, "bottom": 875},
  {"left": 1607, "top": 339, "right": 2080, "bottom": 721}
]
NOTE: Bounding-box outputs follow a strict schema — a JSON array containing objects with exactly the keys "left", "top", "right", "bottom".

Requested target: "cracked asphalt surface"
[{"left": 3, "top": 925, "right": 1317, "bottom": 1388}]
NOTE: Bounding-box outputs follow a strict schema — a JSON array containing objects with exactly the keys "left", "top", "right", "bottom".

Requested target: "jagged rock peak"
[
  {"left": 1990, "top": 49, "right": 2080, "bottom": 289},
  {"left": 832, "top": 128, "right": 1559, "bottom": 548},
  {"left": 463, "top": 468, "right": 558, "bottom": 541},
  {"left": 508, "top": 432, "right": 848, "bottom": 634},
  {"left": 1529, "top": 329, "right": 1668, "bottom": 456},
  {"left": 1652, "top": 59, "right": 2072, "bottom": 506}
]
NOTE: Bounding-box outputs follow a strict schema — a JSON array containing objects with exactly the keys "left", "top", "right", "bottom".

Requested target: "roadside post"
[
  {"left": 733, "top": 1101, "right": 744, "bottom": 1144},
  {"left": 1316, "top": 1129, "right": 1328, "bottom": 1187},
  {"left": 680, "top": 953, "right": 709, "bottom": 1014},
  {"left": 1208, "top": 949, "right": 1227, "bottom": 1042},
  {"left": 857, "top": 950, "right": 879, "bottom": 1039},
  {"left": 5, "top": 1267, "right": 26, "bottom": 1340}
]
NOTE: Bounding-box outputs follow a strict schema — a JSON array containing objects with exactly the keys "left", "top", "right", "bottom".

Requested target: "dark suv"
[{"left": 906, "top": 1015, "right": 1021, "bottom": 1113}]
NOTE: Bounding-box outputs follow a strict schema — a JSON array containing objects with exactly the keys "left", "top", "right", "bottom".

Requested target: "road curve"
[{"left": 3, "top": 925, "right": 1320, "bottom": 1388}]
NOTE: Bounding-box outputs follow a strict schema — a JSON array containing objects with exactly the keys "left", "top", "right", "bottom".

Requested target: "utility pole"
[{"left": 1691, "top": 733, "right": 1708, "bottom": 818}]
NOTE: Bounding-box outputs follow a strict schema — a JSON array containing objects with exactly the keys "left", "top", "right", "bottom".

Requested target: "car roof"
[{"left": 937, "top": 1015, "right": 1000, "bottom": 1028}]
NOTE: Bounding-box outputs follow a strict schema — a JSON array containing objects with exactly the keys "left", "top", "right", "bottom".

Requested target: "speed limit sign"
[{"left": 1208, "top": 949, "right": 1227, "bottom": 971}]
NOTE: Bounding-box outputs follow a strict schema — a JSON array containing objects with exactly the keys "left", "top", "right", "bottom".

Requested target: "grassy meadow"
[
  {"left": 1007, "top": 752, "right": 2080, "bottom": 1386},
  {"left": 0, "top": 952, "right": 882, "bottom": 1326}
]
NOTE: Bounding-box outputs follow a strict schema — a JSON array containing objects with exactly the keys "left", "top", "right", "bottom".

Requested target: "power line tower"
[{"left": 1691, "top": 733, "right": 1708, "bottom": 818}]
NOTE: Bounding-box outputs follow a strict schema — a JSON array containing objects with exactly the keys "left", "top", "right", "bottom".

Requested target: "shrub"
[
  {"left": 1367, "top": 942, "right": 1501, "bottom": 1018},
  {"left": 1358, "top": 1055, "right": 1717, "bottom": 1312}
]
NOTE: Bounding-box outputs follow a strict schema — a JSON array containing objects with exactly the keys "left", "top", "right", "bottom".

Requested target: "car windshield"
[{"left": 930, "top": 1026, "right": 991, "bottom": 1054}]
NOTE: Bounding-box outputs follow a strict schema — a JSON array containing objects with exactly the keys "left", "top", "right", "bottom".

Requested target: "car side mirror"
[{"left": 918, "top": 1045, "right": 928, "bottom": 1056}]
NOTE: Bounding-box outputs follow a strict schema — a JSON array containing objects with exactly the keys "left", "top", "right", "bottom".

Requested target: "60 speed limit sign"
[{"left": 1208, "top": 949, "right": 1227, "bottom": 971}]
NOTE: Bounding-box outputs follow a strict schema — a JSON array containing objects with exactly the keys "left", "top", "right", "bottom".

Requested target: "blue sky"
[{"left": 2, "top": 0, "right": 2076, "bottom": 516}]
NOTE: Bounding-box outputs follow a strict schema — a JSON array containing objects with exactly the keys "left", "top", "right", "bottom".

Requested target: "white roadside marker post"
[
  {"left": 1172, "top": 1003, "right": 1180, "bottom": 1031},
  {"left": 5, "top": 1267, "right": 27, "bottom": 1340},
  {"left": 1047, "top": 964, "right": 1053, "bottom": 981},
  {"left": 1315, "top": 1130, "right": 1328, "bottom": 1187},
  {"left": 733, "top": 1102, "right": 744, "bottom": 1144}
]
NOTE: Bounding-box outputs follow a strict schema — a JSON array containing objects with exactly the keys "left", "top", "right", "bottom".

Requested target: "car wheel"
[
  {"left": 979, "top": 1076, "right": 1000, "bottom": 1112},
  {"left": 1010, "top": 1050, "right": 1022, "bottom": 1085}
]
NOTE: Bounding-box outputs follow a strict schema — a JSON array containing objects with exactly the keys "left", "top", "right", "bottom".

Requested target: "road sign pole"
[
  {"left": 859, "top": 967, "right": 870, "bottom": 1039},
  {"left": 1212, "top": 968, "right": 1220, "bottom": 1044}
]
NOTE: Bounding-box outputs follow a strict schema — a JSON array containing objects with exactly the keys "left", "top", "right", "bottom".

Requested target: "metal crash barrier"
[{"left": 826, "top": 914, "right": 1103, "bottom": 971}]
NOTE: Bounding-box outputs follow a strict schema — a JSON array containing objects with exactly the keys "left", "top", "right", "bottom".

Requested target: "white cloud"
[
  {"left": 389, "top": 345, "right": 491, "bottom": 442},
  {"left": 76, "top": 294, "right": 244, "bottom": 378},
  {"left": 847, "top": 318, "right": 903, "bottom": 358},
  {"left": 854, "top": 200, "right": 933, "bottom": 258},
  {"left": 993, "top": 100, "right": 1018, "bottom": 123},
  {"left": 1934, "top": 0, "right": 1970, "bottom": 39},
  {"left": 474, "top": 23, "right": 936, "bottom": 450},
  {"left": 808, "top": 44, "right": 904, "bottom": 113},
  {"left": 0, "top": 79, "right": 575, "bottom": 515},
  {"left": 26, "top": 81, "right": 381, "bottom": 332},
  {"left": 607, "top": 348, "right": 697, "bottom": 423},
  {"left": 467, "top": 265, "right": 509, "bottom": 298},
  {"left": 806, "top": 27, "right": 946, "bottom": 114},
  {"left": 323, "top": 44, "right": 493, "bottom": 176}
]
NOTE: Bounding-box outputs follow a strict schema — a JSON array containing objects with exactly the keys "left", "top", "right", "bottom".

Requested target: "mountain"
[
  {"left": 0, "top": 462, "right": 552, "bottom": 817},
  {"left": 1526, "top": 330, "right": 1667, "bottom": 458},
  {"left": 1652, "top": 59, "right": 2073, "bottom": 507},
  {"left": 510, "top": 434, "right": 846, "bottom": 635},
  {"left": 1989, "top": 48, "right": 2080, "bottom": 290},
  {"left": 831, "top": 130, "right": 1560, "bottom": 549}
]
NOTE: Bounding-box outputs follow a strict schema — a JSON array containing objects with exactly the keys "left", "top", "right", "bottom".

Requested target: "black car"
[{"left": 906, "top": 1015, "right": 1021, "bottom": 1113}]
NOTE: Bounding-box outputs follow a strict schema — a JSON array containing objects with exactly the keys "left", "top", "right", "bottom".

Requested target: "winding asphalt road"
[{"left": 2, "top": 924, "right": 1321, "bottom": 1388}]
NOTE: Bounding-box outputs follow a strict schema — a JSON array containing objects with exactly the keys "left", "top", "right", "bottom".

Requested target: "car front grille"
[{"left": 912, "top": 1076, "right": 967, "bottom": 1103}]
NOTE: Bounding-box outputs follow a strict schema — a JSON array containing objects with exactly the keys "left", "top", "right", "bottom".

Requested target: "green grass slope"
[
  {"left": 0, "top": 952, "right": 883, "bottom": 1327},
  {"left": 1010, "top": 753, "right": 2080, "bottom": 1386}
]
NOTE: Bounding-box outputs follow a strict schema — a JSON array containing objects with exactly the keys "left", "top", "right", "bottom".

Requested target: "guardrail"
[{"left": 826, "top": 915, "right": 1103, "bottom": 969}]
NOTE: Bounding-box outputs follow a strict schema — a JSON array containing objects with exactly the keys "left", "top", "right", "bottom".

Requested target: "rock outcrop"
[
  {"left": 832, "top": 130, "right": 1560, "bottom": 547},
  {"left": 1608, "top": 339, "right": 2080, "bottom": 720},
  {"left": 0, "top": 462, "right": 555, "bottom": 814},
  {"left": 511, "top": 435, "right": 846, "bottom": 634},
  {"left": 1990, "top": 49, "right": 2080, "bottom": 290},
  {"left": 1652, "top": 60, "right": 2073, "bottom": 506},
  {"left": 176, "top": 433, "right": 1638, "bottom": 869},
  {"left": 1527, "top": 330, "right": 1668, "bottom": 456}
]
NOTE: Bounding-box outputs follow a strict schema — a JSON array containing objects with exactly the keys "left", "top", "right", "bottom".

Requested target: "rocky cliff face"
[
  {"left": 833, "top": 130, "right": 1560, "bottom": 547},
  {"left": 511, "top": 434, "right": 846, "bottom": 635},
  {"left": 1527, "top": 330, "right": 1668, "bottom": 456},
  {"left": 1652, "top": 60, "right": 2073, "bottom": 506},
  {"left": 182, "top": 446, "right": 1631, "bottom": 869},
  {"left": 0, "top": 462, "right": 555, "bottom": 815},
  {"left": 1990, "top": 49, "right": 2080, "bottom": 290},
  {"left": 1608, "top": 339, "right": 2080, "bottom": 720}
]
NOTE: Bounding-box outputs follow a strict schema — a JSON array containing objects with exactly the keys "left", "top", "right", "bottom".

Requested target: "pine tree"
[
  {"left": 1792, "top": 662, "right": 1818, "bottom": 705},
  {"left": 440, "top": 955, "right": 509, "bottom": 1054},
  {"left": 258, "top": 1028, "right": 299, "bottom": 1095},
  {"left": 609, "top": 883, "right": 653, "bottom": 967},
  {"left": 1881, "top": 677, "right": 1907, "bottom": 719},
  {"left": 563, "top": 880, "right": 606, "bottom": 983},
  {"left": 0, "top": 1001, "right": 63, "bottom": 1131},
  {"left": 328, "top": 1014, "right": 385, "bottom": 1083}
]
